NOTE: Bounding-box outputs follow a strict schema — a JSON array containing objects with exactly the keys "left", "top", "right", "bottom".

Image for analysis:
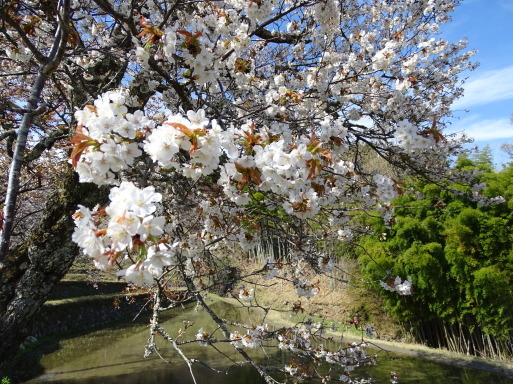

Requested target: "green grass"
[{"left": 47, "top": 280, "right": 126, "bottom": 301}]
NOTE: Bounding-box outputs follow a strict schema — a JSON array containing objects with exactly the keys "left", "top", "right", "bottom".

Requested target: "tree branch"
[
  {"left": 0, "top": 130, "right": 16, "bottom": 142},
  {"left": 0, "top": 12, "right": 46, "bottom": 64},
  {"left": 23, "top": 127, "right": 69, "bottom": 164},
  {"left": 182, "top": 273, "right": 280, "bottom": 384},
  {"left": 0, "top": 0, "right": 71, "bottom": 261}
]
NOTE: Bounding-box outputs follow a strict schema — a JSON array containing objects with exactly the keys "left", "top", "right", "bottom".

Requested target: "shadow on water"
[
  {"left": 17, "top": 299, "right": 513, "bottom": 384},
  {"left": 13, "top": 312, "right": 149, "bottom": 383},
  {"left": 14, "top": 339, "right": 60, "bottom": 381}
]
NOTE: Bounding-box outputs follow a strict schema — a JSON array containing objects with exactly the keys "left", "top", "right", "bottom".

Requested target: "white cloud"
[
  {"left": 452, "top": 66, "right": 513, "bottom": 110},
  {"left": 448, "top": 115, "right": 513, "bottom": 141}
]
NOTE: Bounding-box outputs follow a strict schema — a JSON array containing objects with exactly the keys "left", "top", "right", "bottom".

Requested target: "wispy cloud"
[
  {"left": 452, "top": 66, "right": 513, "bottom": 110},
  {"left": 448, "top": 115, "right": 513, "bottom": 141}
]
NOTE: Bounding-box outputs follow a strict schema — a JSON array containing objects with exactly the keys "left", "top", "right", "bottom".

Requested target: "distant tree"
[
  {"left": 472, "top": 145, "right": 494, "bottom": 172},
  {"left": 455, "top": 146, "right": 493, "bottom": 173}
]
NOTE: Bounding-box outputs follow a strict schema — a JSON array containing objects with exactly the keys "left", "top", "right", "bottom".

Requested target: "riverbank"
[
  {"left": 357, "top": 337, "right": 513, "bottom": 378},
  {"left": 10, "top": 290, "right": 513, "bottom": 383},
  {"left": 208, "top": 294, "right": 513, "bottom": 379},
  {"left": 9, "top": 272, "right": 513, "bottom": 383}
]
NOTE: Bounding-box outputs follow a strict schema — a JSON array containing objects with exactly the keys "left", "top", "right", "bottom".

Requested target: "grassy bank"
[{"left": 206, "top": 293, "right": 513, "bottom": 378}]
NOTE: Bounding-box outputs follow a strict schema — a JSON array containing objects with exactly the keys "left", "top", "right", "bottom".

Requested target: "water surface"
[{"left": 22, "top": 300, "right": 513, "bottom": 383}]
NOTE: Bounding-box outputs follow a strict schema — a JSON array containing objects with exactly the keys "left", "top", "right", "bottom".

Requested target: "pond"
[{"left": 19, "top": 299, "right": 513, "bottom": 384}]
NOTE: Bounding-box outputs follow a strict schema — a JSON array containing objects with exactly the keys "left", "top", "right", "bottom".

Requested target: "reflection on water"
[
  {"left": 21, "top": 300, "right": 513, "bottom": 384},
  {"left": 33, "top": 362, "right": 267, "bottom": 384}
]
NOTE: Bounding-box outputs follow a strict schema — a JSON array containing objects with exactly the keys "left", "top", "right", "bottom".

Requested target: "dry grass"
[{"left": 221, "top": 247, "right": 403, "bottom": 341}]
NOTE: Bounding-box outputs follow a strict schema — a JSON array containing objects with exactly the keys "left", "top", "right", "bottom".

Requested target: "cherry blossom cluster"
[
  {"left": 238, "top": 288, "right": 254, "bottom": 302},
  {"left": 229, "top": 325, "right": 267, "bottom": 349},
  {"left": 196, "top": 328, "right": 210, "bottom": 347},
  {"left": 196, "top": 325, "right": 268, "bottom": 349},
  {"left": 72, "top": 91, "right": 150, "bottom": 185},
  {"left": 294, "top": 279, "right": 321, "bottom": 298},
  {"left": 5, "top": 47, "right": 33, "bottom": 63},
  {"left": 278, "top": 326, "right": 374, "bottom": 382},
  {"left": 379, "top": 276, "right": 413, "bottom": 295},
  {"left": 70, "top": 94, "right": 413, "bottom": 298},
  {"left": 318, "top": 256, "right": 336, "bottom": 273},
  {"left": 72, "top": 98, "right": 403, "bottom": 223},
  {"left": 119, "top": 0, "right": 475, "bottom": 157},
  {"left": 144, "top": 110, "right": 223, "bottom": 179},
  {"left": 262, "top": 259, "right": 282, "bottom": 280},
  {"left": 394, "top": 121, "right": 437, "bottom": 152},
  {"left": 72, "top": 181, "right": 169, "bottom": 286}
]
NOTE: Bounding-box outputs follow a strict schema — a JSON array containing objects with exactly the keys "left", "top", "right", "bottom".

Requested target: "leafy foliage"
[{"left": 358, "top": 153, "right": 513, "bottom": 355}]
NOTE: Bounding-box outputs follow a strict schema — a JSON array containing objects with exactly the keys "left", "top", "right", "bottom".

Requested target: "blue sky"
[{"left": 441, "top": 0, "right": 513, "bottom": 168}]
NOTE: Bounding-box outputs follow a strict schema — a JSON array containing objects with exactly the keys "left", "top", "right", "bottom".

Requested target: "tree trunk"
[
  {"left": 0, "top": 0, "right": 70, "bottom": 259},
  {"left": 0, "top": 169, "right": 108, "bottom": 375}
]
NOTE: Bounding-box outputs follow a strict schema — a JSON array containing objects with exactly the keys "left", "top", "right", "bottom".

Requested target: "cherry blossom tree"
[
  {"left": 1, "top": 0, "right": 476, "bottom": 380},
  {"left": 0, "top": 0, "right": 126, "bottom": 373}
]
